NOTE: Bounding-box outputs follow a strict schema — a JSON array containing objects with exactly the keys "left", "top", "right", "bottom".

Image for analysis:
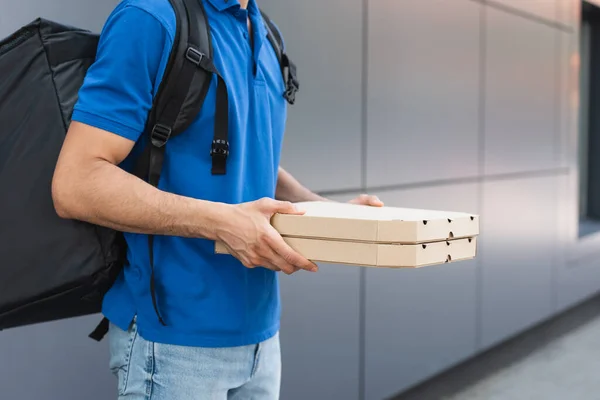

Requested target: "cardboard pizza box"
[
  {"left": 215, "top": 236, "right": 477, "bottom": 268},
  {"left": 270, "top": 201, "right": 479, "bottom": 244},
  {"left": 214, "top": 201, "right": 479, "bottom": 268}
]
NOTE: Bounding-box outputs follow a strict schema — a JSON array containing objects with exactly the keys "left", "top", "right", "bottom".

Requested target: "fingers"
[
  {"left": 257, "top": 197, "right": 305, "bottom": 216},
  {"left": 233, "top": 250, "right": 283, "bottom": 273},
  {"left": 229, "top": 233, "right": 309, "bottom": 274},
  {"left": 368, "top": 196, "right": 384, "bottom": 207},
  {"left": 261, "top": 260, "right": 283, "bottom": 273},
  {"left": 350, "top": 194, "right": 384, "bottom": 207},
  {"left": 247, "top": 255, "right": 300, "bottom": 275},
  {"left": 265, "top": 229, "right": 318, "bottom": 272},
  {"left": 261, "top": 247, "right": 300, "bottom": 275},
  {"left": 228, "top": 198, "right": 314, "bottom": 274}
]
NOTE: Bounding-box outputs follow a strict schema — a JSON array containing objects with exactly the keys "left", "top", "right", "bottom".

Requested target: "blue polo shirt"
[{"left": 72, "top": 0, "right": 287, "bottom": 347}]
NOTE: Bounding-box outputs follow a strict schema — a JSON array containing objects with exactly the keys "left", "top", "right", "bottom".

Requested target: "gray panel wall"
[
  {"left": 0, "top": 0, "right": 116, "bottom": 36},
  {"left": 557, "top": 30, "right": 573, "bottom": 168},
  {"left": 480, "top": 176, "right": 557, "bottom": 349},
  {"left": 558, "top": 0, "right": 578, "bottom": 28},
  {"left": 367, "top": 0, "right": 480, "bottom": 187},
  {"left": 278, "top": 263, "right": 361, "bottom": 400},
  {"left": 492, "top": 0, "right": 557, "bottom": 23},
  {"left": 3, "top": 1, "right": 599, "bottom": 400},
  {"left": 365, "top": 183, "right": 479, "bottom": 399},
  {"left": 553, "top": 1, "right": 600, "bottom": 315},
  {"left": 258, "top": 0, "right": 363, "bottom": 192},
  {"left": 278, "top": 193, "right": 361, "bottom": 400},
  {"left": 484, "top": 7, "right": 558, "bottom": 175},
  {"left": 0, "top": 316, "right": 115, "bottom": 400},
  {"left": 272, "top": 0, "right": 594, "bottom": 399}
]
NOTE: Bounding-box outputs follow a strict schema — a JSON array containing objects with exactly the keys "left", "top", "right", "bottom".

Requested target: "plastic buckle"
[
  {"left": 281, "top": 54, "right": 298, "bottom": 105},
  {"left": 210, "top": 139, "right": 229, "bottom": 157},
  {"left": 150, "top": 124, "right": 172, "bottom": 147},
  {"left": 186, "top": 47, "right": 204, "bottom": 66},
  {"left": 283, "top": 78, "right": 299, "bottom": 104}
]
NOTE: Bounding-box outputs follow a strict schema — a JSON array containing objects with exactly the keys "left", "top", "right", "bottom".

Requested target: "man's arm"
[
  {"left": 50, "top": 7, "right": 225, "bottom": 239},
  {"left": 51, "top": 6, "right": 317, "bottom": 274},
  {"left": 52, "top": 122, "right": 227, "bottom": 239},
  {"left": 52, "top": 123, "right": 317, "bottom": 274},
  {"left": 276, "top": 166, "right": 385, "bottom": 207},
  {"left": 275, "top": 166, "right": 330, "bottom": 202}
]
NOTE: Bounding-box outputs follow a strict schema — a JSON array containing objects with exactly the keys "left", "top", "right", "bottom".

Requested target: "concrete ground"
[{"left": 393, "top": 295, "right": 600, "bottom": 400}]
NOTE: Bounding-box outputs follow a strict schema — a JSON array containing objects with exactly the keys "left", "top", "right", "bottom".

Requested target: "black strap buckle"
[
  {"left": 150, "top": 123, "right": 172, "bottom": 147},
  {"left": 186, "top": 47, "right": 204, "bottom": 66},
  {"left": 283, "top": 76, "right": 299, "bottom": 104},
  {"left": 281, "top": 54, "right": 299, "bottom": 105},
  {"left": 210, "top": 139, "right": 229, "bottom": 157}
]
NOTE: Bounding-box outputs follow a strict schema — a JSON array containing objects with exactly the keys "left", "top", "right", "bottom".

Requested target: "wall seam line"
[
  {"left": 359, "top": 0, "right": 369, "bottom": 398},
  {"left": 482, "top": 0, "right": 573, "bottom": 32},
  {"left": 476, "top": 0, "right": 487, "bottom": 352},
  {"left": 316, "top": 168, "right": 571, "bottom": 197}
]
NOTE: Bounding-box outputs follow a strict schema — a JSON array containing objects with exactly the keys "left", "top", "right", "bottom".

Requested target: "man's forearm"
[
  {"left": 275, "top": 167, "right": 330, "bottom": 203},
  {"left": 52, "top": 160, "right": 229, "bottom": 239}
]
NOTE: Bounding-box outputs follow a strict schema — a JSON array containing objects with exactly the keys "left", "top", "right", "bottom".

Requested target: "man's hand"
[
  {"left": 216, "top": 198, "right": 319, "bottom": 275},
  {"left": 348, "top": 194, "right": 384, "bottom": 207}
]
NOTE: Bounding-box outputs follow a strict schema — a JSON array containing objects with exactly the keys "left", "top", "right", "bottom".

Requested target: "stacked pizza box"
[{"left": 215, "top": 201, "right": 479, "bottom": 268}]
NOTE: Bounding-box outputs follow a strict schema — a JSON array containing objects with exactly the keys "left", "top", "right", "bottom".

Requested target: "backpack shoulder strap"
[
  {"left": 146, "top": 0, "right": 212, "bottom": 154},
  {"left": 93, "top": 0, "right": 234, "bottom": 338},
  {"left": 260, "top": 10, "right": 299, "bottom": 105},
  {"left": 136, "top": 0, "right": 231, "bottom": 327},
  {"left": 142, "top": 0, "right": 229, "bottom": 178}
]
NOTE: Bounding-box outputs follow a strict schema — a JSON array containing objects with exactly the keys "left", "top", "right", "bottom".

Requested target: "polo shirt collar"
[{"left": 206, "top": 0, "right": 253, "bottom": 13}]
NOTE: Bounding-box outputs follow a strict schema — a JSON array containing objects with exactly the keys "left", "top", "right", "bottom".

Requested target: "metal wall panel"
[
  {"left": 490, "top": 0, "right": 557, "bottom": 24},
  {"left": 555, "top": 171, "right": 600, "bottom": 312},
  {"left": 257, "top": 0, "right": 363, "bottom": 192},
  {"left": 0, "top": 316, "right": 114, "bottom": 400},
  {"left": 279, "top": 193, "right": 361, "bottom": 400},
  {"left": 557, "top": 0, "right": 579, "bottom": 28},
  {"left": 366, "top": 0, "right": 480, "bottom": 187},
  {"left": 484, "top": 8, "right": 558, "bottom": 175},
  {"left": 0, "top": 0, "right": 117, "bottom": 36},
  {"left": 558, "top": 257, "right": 600, "bottom": 310},
  {"left": 480, "top": 176, "right": 557, "bottom": 350},
  {"left": 553, "top": 16, "right": 600, "bottom": 312},
  {"left": 557, "top": 30, "right": 579, "bottom": 169},
  {"left": 364, "top": 184, "right": 479, "bottom": 400}
]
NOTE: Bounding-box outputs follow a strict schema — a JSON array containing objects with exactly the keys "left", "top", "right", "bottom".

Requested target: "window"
[{"left": 578, "top": 2, "right": 600, "bottom": 237}]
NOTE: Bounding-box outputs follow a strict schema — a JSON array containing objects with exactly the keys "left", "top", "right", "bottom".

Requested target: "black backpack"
[{"left": 0, "top": 0, "right": 298, "bottom": 340}]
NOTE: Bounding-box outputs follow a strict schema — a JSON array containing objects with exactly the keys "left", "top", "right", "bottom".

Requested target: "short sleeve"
[{"left": 71, "top": 5, "right": 171, "bottom": 142}]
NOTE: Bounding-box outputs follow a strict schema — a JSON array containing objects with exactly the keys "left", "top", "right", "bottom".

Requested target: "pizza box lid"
[
  {"left": 271, "top": 201, "right": 479, "bottom": 244},
  {"left": 215, "top": 236, "right": 477, "bottom": 268}
]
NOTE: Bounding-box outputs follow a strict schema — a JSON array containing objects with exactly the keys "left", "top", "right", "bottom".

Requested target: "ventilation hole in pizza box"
[
  {"left": 446, "top": 241, "right": 451, "bottom": 246},
  {"left": 449, "top": 231, "right": 454, "bottom": 238},
  {"left": 448, "top": 219, "right": 452, "bottom": 223},
  {"left": 468, "top": 238, "right": 473, "bottom": 243},
  {"left": 446, "top": 254, "right": 452, "bottom": 263},
  {"left": 423, "top": 220, "right": 428, "bottom": 225},
  {"left": 470, "top": 216, "right": 475, "bottom": 221},
  {"left": 422, "top": 244, "right": 427, "bottom": 249}
]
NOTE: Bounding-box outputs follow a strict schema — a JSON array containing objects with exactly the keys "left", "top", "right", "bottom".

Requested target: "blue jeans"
[{"left": 108, "top": 320, "right": 281, "bottom": 399}]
